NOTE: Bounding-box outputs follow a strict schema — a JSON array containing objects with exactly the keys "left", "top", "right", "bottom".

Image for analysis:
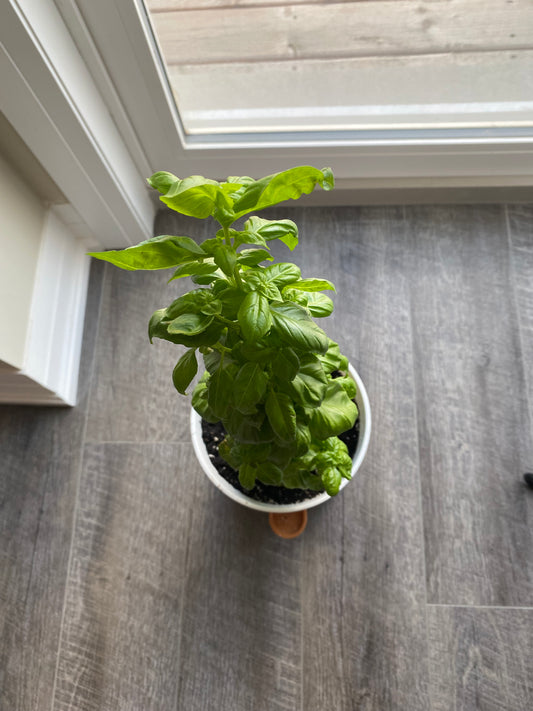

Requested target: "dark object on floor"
[
  {"left": 201, "top": 417, "right": 360, "bottom": 505},
  {"left": 524, "top": 473, "right": 533, "bottom": 489}
]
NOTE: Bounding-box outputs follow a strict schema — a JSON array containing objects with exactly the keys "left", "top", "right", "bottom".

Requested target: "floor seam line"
[
  {"left": 403, "top": 204, "right": 433, "bottom": 706},
  {"left": 504, "top": 204, "right": 533, "bottom": 461},
  {"left": 49, "top": 262, "right": 107, "bottom": 711}
]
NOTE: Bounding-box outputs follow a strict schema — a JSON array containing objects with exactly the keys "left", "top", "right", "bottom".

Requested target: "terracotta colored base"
[{"left": 269, "top": 510, "right": 308, "bottom": 539}]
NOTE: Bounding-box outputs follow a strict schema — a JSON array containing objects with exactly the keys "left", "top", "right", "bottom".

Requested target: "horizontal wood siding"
[
  {"left": 147, "top": 0, "right": 377, "bottom": 12},
  {"left": 149, "top": 1, "right": 533, "bottom": 65}
]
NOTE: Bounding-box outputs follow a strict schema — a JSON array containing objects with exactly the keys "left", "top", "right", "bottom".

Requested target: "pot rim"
[{"left": 190, "top": 362, "right": 372, "bottom": 513}]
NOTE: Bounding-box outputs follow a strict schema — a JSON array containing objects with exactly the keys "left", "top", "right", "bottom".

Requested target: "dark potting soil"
[{"left": 201, "top": 413, "right": 360, "bottom": 506}]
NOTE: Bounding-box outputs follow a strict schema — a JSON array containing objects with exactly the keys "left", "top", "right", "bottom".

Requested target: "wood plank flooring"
[
  {"left": 0, "top": 261, "right": 104, "bottom": 710},
  {"left": 407, "top": 206, "right": 533, "bottom": 606},
  {"left": 1, "top": 204, "right": 533, "bottom": 710}
]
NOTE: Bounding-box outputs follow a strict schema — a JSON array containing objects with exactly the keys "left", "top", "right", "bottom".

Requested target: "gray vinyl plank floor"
[{"left": 1, "top": 204, "right": 533, "bottom": 710}]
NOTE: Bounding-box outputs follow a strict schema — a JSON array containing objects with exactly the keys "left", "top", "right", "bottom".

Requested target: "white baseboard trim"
[{"left": 0, "top": 208, "right": 91, "bottom": 406}]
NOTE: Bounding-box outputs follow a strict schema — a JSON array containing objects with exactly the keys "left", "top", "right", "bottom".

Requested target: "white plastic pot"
[{"left": 190, "top": 363, "right": 371, "bottom": 513}]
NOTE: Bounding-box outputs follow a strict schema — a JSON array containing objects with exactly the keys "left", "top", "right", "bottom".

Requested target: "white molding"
[
  {"left": 0, "top": 209, "right": 91, "bottom": 406},
  {"left": 1, "top": 0, "right": 155, "bottom": 248},
  {"left": 56, "top": 0, "right": 189, "bottom": 170}
]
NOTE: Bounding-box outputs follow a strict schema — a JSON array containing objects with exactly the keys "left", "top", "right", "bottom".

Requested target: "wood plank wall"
[{"left": 146, "top": 0, "right": 533, "bottom": 65}]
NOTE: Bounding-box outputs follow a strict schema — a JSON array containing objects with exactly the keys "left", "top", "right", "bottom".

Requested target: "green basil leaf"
[
  {"left": 203, "top": 348, "right": 221, "bottom": 374},
  {"left": 88, "top": 235, "right": 205, "bottom": 271},
  {"left": 282, "top": 288, "right": 309, "bottom": 308},
  {"left": 218, "top": 437, "right": 241, "bottom": 469},
  {"left": 263, "top": 262, "right": 301, "bottom": 287},
  {"left": 235, "top": 341, "right": 275, "bottom": 364},
  {"left": 212, "top": 278, "right": 232, "bottom": 295},
  {"left": 238, "top": 291, "right": 272, "bottom": 341},
  {"left": 198, "top": 237, "right": 222, "bottom": 255},
  {"left": 162, "top": 321, "right": 224, "bottom": 348},
  {"left": 225, "top": 410, "right": 274, "bottom": 444},
  {"left": 200, "top": 299, "right": 222, "bottom": 316},
  {"left": 257, "top": 461, "right": 283, "bottom": 486},
  {"left": 236, "top": 249, "right": 273, "bottom": 266},
  {"left": 213, "top": 245, "right": 237, "bottom": 276},
  {"left": 242, "top": 269, "right": 282, "bottom": 300},
  {"left": 148, "top": 308, "right": 166, "bottom": 344},
  {"left": 321, "top": 466, "right": 342, "bottom": 496},
  {"left": 304, "top": 292, "right": 334, "bottom": 317},
  {"left": 165, "top": 289, "right": 213, "bottom": 319},
  {"left": 310, "top": 382, "right": 358, "bottom": 439},
  {"left": 168, "top": 261, "right": 219, "bottom": 282},
  {"left": 232, "top": 229, "right": 268, "bottom": 249},
  {"left": 212, "top": 191, "right": 237, "bottom": 227},
  {"left": 300, "top": 470, "right": 326, "bottom": 491},
  {"left": 218, "top": 287, "right": 245, "bottom": 319},
  {"left": 282, "top": 467, "right": 306, "bottom": 489},
  {"left": 278, "top": 233, "right": 299, "bottom": 252},
  {"left": 232, "top": 166, "right": 334, "bottom": 216},
  {"left": 265, "top": 390, "right": 296, "bottom": 443},
  {"left": 233, "top": 363, "right": 269, "bottom": 414},
  {"left": 239, "top": 463, "right": 257, "bottom": 490},
  {"left": 235, "top": 441, "right": 272, "bottom": 464},
  {"left": 241, "top": 269, "right": 266, "bottom": 291},
  {"left": 270, "top": 302, "right": 329, "bottom": 354},
  {"left": 337, "top": 451, "right": 353, "bottom": 480},
  {"left": 317, "top": 339, "right": 344, "bottom": 373},
  {"left": 336, "top": 375, "right": 357, "bottom": 400},
  {"left": 272, "top": 348, "right": 300, "bottom": 381},
  {"left": 224, "top": 175, "right": 255, "bottom": 186},
  {"left": 288, "top": 278, "right": 336, "bottom": 292},
  {"left": 320, "top": 435, "right": 346, "bottom": 457},
  {"left": 191, "top": 380, "right": 219, "bottom": 423},
  {"left": 267, "top": 445, "right": 294, "bottom": 469},
  {"left": 147, "top": 171, "right": 178, "bottom": 194},
  {"left": 242, "top": 216, "right": 299, "bottom": 250},
  {"left": 167, "top": 312, "right": 214, "bottom": 335},
  {"left": 315, "top": 451, "right": 334, "bottom": 475},
  {"left": 192, "top": 273, "right": 221, "bottom": 285},
  {"left": 295, "top": 422, "right": 312, "bottom": 456},
  {"left": 154, "top": 174, "right": 224, "bottom": 219},
  {"left": 264, "top": 283, "right": 282, "bottom": 301},
  {"left": 207, "top": 365, "right": 235, "bottom": 419},
  {"left": 284, "top": 354, "right": 327, "bottom": 406},
  {"left": 148, "top": 314, "right": 195, "bottom": 346},
  {"left": 172, "top": 348, "right": 198, "bottom": 394}
]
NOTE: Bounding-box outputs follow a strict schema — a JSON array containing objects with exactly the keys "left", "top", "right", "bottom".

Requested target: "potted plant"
[{"left": 89, "top": 166, "right": 371, "bottom": 536}]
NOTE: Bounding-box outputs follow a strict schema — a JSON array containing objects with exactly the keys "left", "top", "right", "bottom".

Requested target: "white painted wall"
[
  {"left": 0, "top": 146, "right": 92, "bottom": 405},
  {"left": 0, "top": 151, "right": 46, "bottom": 369}
]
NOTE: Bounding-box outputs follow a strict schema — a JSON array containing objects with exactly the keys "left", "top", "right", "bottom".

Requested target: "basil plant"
[{"left": 90, "top": 166, "right": 358, "bottom": 496}]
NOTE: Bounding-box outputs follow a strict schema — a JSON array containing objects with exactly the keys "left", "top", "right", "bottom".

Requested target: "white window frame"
[
  {"left": 68, "top": 0, "right": 533, "bottom": 192},
  {"left": 2, "top": 0, "right": 533, "bottom": 250}
]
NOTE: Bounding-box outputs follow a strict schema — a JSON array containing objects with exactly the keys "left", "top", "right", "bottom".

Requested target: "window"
[
  {"left": 145, "top": 0, "right": 533, "bottom": 143},
  {"left": 3, "top": 0, "right": 533, "bottom": 220}
]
